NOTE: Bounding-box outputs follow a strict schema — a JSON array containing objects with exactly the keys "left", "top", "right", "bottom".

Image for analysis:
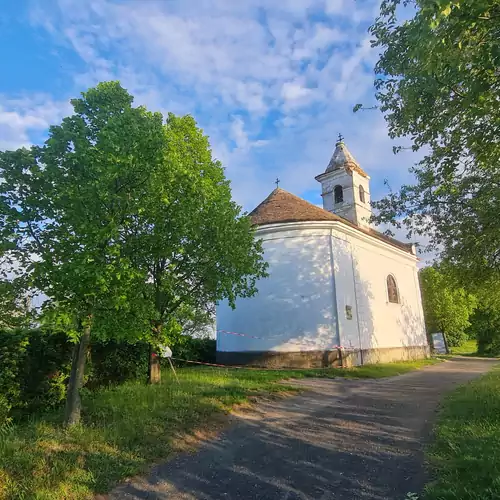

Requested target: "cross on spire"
[
  {"left": 337, "top": 132, "right": 344, "bottom": 143},
  {"left": 275, "top": 177, "right": 280, "bottom": 188}
]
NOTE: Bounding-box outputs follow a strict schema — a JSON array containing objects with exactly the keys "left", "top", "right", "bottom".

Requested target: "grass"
[
  {"left": 449, "top": 339, "right": 479, "bottom": 356},
  {"left": 0, "top": 358, "right": 438, "bottom": 499},
  {"left": 424, "top": 365, "right": 500, "bottom": 500},
  {"left": 441, "top": 339, "right": 499, "bottom": 358}
]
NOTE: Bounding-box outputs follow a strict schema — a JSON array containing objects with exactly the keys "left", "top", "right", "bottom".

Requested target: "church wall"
[
  {"left": 329, "top": 235, "right": 361, "bottom": 351},
  {"left": 216, "top": 221, "right": 428, "bottom": 367},
  {"left": 330, "top": 226, "right": 427, "bottom": 354},
  {"left": 217, "top": 227, "right": 339, "bottom": 355}
]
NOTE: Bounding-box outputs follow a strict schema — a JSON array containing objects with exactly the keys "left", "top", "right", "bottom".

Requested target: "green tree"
[
  {"left": 420, "top": 266, "right": 477, "bottom": 347},
  {"left": 366, "top": 0, "right": 500, "bottom": 282},
  {"left": 0, "top": 81, "right": 267, "bottom": 419},
  {"left": 118, "top": 113, "right": 268, "bottom": 383},
  {"left": 0, "top": 82, "right": 163, "bottom": 424},
  {"left": 466, "top": 277, "right": 500, "bottom": 355}
]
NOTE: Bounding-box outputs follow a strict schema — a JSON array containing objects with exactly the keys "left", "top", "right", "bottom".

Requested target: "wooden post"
[
  {"left": 148, "top": 346, "right": 161, "bottom": 384},
  {"left": 167, "top": 357, "right": 179, "bottom": 384}
]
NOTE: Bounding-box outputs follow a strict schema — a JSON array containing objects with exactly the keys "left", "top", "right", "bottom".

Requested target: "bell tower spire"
[{"left": 314, "top": 138, "right": 372, "bottom": 227}]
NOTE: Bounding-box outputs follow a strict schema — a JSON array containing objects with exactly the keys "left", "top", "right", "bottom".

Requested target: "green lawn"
[
  {"left": 0, "top": 359, "right": 438, "bottom": 499},
  {"left": 449, "top": 339, "right": 478, "bottom": 356},
  {"left": 424, "top": 365, "right": 500, "bottom": 500}
]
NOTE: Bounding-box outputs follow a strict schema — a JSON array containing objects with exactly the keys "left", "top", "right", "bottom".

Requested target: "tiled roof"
[{"left": 249, "top": 188, "right": 413, "bottom": 254}]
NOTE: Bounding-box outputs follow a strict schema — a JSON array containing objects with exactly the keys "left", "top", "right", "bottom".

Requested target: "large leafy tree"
[
  {"left": 0, "top": 81, "right": 267, "bottom": 421},
  {"left": 119, "top": 113, "right": 268, "bottom": 383},
  {"left": 0, "top": 82, "right": 163, "bottom": 424},
  {"left": 367, "top": 0, "right": 500, "bottom": 282},
  {"left": 419, "top": 266, "right": 477, "bottom": 347}
]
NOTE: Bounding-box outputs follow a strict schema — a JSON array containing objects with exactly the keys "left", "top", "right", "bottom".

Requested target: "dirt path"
[{"left": 110, "top": 357, "right": 497, "bottom": 500}]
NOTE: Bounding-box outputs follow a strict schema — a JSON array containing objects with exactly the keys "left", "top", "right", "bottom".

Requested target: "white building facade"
[{"left": 217, "top": 139, "right": 429, "bottom": 367}]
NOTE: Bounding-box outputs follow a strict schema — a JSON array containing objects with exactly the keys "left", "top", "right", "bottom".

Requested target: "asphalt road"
[{"left": 109, "top": 357, "right": 497, "bottom": 500}]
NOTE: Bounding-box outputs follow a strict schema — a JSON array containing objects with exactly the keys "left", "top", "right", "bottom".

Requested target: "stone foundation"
[
  {"left": 216, "top": 349, "right": 342, "bottom": 368},
  {"left": 216, "top": 345, "right": 430, "bottom": 368},
  {"left": 353, "top": 345, "right": 431, "bottom": 365}
]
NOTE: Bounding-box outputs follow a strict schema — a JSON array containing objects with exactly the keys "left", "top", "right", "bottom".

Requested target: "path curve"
[{"left": 110, "top": 357, "right": 497, "bottom": 500}]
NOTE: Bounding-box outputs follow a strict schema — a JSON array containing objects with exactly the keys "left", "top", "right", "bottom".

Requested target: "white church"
[{"left": 216, "top": 138, "right": 429, "bottom": 367}]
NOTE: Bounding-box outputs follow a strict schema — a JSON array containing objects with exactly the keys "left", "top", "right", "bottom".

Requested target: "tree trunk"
[
  {"left": 148, "top": 345, "right": 161, "bottom": 384},
  {"left": 442, "top": 331, "right": 450, "bottom": 354},
  {"left": 64, "top": 319, "right": 91, "bottom": 426},
  {"left": 148, "top": 321, "right": 162, "bottom": 384}
]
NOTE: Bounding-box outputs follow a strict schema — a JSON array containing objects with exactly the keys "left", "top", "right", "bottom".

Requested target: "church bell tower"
[{"left": 315, "top": 136, "right": 372, "bottom": 228}]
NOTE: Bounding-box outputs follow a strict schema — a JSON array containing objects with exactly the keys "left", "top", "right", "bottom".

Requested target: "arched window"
[
  {"left": 334, "top": 185, "right": 343, "bottom": 204},
  {"left": 359, "top": 185, "right": 365, "bottom": 203},
  {"left": 387, "top": 275, "right": 400, "bottom": 304}
]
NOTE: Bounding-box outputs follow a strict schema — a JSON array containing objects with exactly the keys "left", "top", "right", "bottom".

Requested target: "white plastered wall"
[
  {"left": 217, "top": 226, "right": 338, "bottom": 353},
  {"left": 216, "top": 222, "right": 427, "bottom": 355},
  {"left": 329, "top": 225, "right": 427, "bottom": 352}
]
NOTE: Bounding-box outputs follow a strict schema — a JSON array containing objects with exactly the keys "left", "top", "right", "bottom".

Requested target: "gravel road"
[{"left": 109, "top": 357, "right": 497, "bottom": 500}]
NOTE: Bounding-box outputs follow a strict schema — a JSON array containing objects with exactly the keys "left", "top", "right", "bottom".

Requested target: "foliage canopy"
[
  {"left": 420, "top": 266, "right": 477, "bottom": 346},
  {"left": 368, "top": 0, "right": 500, "bottom": 282},
  {"left": 0, "top": 81, "right": 267, "bottom": 419}
]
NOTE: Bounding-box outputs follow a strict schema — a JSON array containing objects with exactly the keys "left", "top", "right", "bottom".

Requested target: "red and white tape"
[{"left": 217, "top": 329, "right": 289, "bottom": 340}]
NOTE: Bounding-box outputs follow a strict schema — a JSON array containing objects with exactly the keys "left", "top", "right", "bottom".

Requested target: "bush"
[
  {"left": 470, "top": 306, "right": 500, "bottom": 356},
  {"left": 20, "top": 329, "right": 73, "bottom": 414},
  {"left": 0, "top": 329, "right": 150, "bottom": 419},
  {"left": 0, "top": 394, "right": 12, "bottom": 425},
  {"left": 88, "top": 341, "right": 149, "bottom": 388},
  {"left": 0, "top": 330, "right": 29, "bottom": 414},
  {"left": 445, "top": 330, "right": 469, "bottom": 348},
  {"left": 169, "top": 335, "right": 216, "bottom": 364},
  {"left": 0, "top": 328, "right": 217, "bottom": 421}
]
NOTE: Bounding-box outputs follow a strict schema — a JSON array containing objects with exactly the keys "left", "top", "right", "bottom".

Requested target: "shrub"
[
  {"left": 170, "top": 335, "right": 216, "bottom": 364},
  {"left": 0, "top": 394, "right": 12, "bottom": 425},
  {"left": 471, "top": 306, "right": 500, "bottom": 356},
  {"left": 0, "top": 330, "right": 29, "bottom": 414},
  {"left": 88, "top": 341, "right": 149, "bottom": 388},
  {"left": 20, "top": 329, "right": 73, "bottom": 414},
  {"left": 0, "top": 328, "right": 217, "bottom": 421}
]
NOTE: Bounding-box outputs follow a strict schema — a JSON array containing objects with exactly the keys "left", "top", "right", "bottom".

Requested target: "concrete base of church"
[
  {"left": 348, "top": 345, "right": 431, "bottom": 366},
  {"left": 216, "top": 345, "right": 430, "bottom": 368},
  {"left": 216, "top": 349, "right": 342, "bottom": 368}
]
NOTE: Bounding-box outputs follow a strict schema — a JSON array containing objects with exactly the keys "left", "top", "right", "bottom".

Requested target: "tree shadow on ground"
[{"left": 110, "top": 358, "right": 498, "bottom": 500}]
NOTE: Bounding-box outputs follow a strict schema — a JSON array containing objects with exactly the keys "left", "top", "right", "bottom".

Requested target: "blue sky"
[{"left": 0, "top": 0, "right": 424, "bottom": 236}]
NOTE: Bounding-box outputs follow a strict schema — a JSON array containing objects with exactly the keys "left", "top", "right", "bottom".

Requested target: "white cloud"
[
  {"left": 15, "top": 0, "right": 423, "bottom": 217},
  {"left": 324, "top": 0, "right": 345, "bottom": 13},
  {"left": 0, "top": 95, "right": 71, "bottom": 150},
  {"left": 230, "top": 116, "right": 249, "bottom": 150},
  {"left": 281, "top": 81, "right": 312, "bottom": 101}
]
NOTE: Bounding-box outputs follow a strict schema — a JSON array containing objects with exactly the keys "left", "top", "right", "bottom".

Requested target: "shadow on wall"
[
  {"left": 218, "top": 228, "right": 427, "bottom": 365},
  {"left": 219, "top": 233, "right": 338, "bottom": 353},
  {"left": 335, "top": 239, "right": 375, "bottom": 352},
  {"left": 219, "top": 233, "right": 374, "bottom": 354},
  {"left": 398, "top": 298, "right": 427, "bottom": 349}
]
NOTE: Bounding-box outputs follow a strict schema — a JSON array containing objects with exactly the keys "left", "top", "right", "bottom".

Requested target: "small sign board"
[
  {"left": 158, "top": 345, "right": 173, "bottom": 358},
  {"left": 431, "top": 332, "right": 448, "bottom": 354},
  {"left": 345, "top": 305, "right": 353, "bottom": 320}
]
